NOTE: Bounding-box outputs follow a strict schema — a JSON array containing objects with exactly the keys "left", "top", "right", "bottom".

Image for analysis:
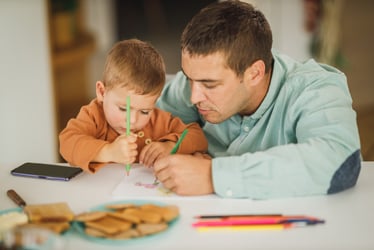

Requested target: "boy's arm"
[
  {"left": 59, "top": 120, "right": 108, "bottom": 173},
  {"left": 59, "top": 102, "right": 109, "bottom": 173},
  {"left": 139, "top": 116, "right": 208, "bottom": 167},
  {"left": 156, "top": 112, "right": 208, "bottom": 154},
  {"left": 175, "top": 122, "right": 208, "bottom": 153}
]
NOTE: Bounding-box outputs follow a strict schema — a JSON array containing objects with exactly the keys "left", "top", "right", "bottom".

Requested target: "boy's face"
[{"left": 96, "top": 82, "right": 159, "bottom": 135}]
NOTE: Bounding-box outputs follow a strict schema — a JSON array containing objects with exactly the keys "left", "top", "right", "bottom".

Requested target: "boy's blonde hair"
[{"left": 102, "top": 39, "right": 166, "bottom": 95}]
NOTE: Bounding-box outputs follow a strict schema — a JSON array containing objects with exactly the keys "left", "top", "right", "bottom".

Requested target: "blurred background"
[{"left": 0, "top": 0, "right": 373, "bottom": 165}]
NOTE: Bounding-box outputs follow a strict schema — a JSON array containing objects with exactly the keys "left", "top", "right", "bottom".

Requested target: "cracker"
[
  {"left": 124, "top": 209, "right": 162, "bottom": 224},
  {"left": 85, "top": 227, "right": 108, "bottom": 237},
  {"left": 111, "top": 229, "right": 140, "bottom": 239},
  {"left": 76, "top": 203, "right": 179, "bottom": 240},
  {"left": 105, "top": 203, "right": 136, "bottom": 211},
  {"left": 108, "top": 212, "right": 141, "bottom": 224},
  {"left": 74, "top": 211, "right": 107, "bottom": 222},
  {"left": 136, "top": 223, "right": 168, "bottom": 236},
  {"left": 85, "top": 216, "right": 132, "bottom": 235},
  {"left": 140, "top": 204, "right": 179, "bottom": 222},
  {"left": 26, "top": 221, "right": 71, "bottom": 234},
  {"left": 161, "top": 205, "right": 179, "bottom": 222},
  {"left": 24, "top": 202, "right": 74, "bottom": 222}
]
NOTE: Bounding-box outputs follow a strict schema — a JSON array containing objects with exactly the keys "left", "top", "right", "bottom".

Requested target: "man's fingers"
[
  {"left": 153, "top": 155, "right": 171, "bottom": 172},
  {"left": 158, "top": 175, "right": 176, "bottom": 190}
]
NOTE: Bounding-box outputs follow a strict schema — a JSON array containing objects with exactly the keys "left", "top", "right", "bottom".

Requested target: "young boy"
[{"left": 59, "top": 39, "right": 208, "bottom": 173}]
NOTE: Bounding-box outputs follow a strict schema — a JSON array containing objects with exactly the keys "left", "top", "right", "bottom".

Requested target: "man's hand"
[
  {"left": 139, "top": 141, "right": 175, "bottom": 167},
  {"left": 153, "top": 154, "right": 214, "bottom": 195},
  {"left": 94, "top": 134, "right": 138, "bottom": 164}
]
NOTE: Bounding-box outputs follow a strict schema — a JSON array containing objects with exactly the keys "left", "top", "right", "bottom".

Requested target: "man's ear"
[
  {"left": 243, "top": 60, "right": 265, "bottom": 86},
  {"left": 96, "top": 81, "right": 106, "bottom": 102}
]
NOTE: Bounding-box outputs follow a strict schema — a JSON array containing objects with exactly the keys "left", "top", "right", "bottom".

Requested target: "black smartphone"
[{"left": 11, "top": 162, "right": 83, "bottom": 181}]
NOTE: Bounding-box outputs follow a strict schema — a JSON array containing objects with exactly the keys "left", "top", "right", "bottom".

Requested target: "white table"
[{"left": 1, "top": 162, "right": 374, "bottom": 250}]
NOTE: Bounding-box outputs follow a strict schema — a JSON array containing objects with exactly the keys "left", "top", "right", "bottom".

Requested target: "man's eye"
[
  {"left": 140, "top": 110, "right": 150, "bottom": 115},
  {"left": 119, "top": 107, "right": 127, "bottom": 112},
  {"left": 204, "top": 84, "right": 217, "bottom": 89}
]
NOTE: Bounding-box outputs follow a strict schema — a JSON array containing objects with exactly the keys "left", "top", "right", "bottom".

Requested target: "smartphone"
[{"left": 11, "top": 162, "right": 83, "bottom": 181}]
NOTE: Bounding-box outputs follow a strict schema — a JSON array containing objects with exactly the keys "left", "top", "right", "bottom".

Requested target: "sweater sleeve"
[
  {"left": 153, "top": 109, "right": 208, "bottom": 154},
  {"left": 59, "top": 101, "right": 111, "bottom": 173}
]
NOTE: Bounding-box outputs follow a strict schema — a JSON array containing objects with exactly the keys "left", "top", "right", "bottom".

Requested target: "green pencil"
[
  {"left": 126, "top": 96, "right": 131, "bottom": 176},
  {"left": 170, "top": 129, "right": 188, "bottom": 154}
]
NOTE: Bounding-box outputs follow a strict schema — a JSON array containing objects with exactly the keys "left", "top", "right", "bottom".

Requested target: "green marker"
[{"left": 126, "top": 96, "right": 131, "bottom": 176}]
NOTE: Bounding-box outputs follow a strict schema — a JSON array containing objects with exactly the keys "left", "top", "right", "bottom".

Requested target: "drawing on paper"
[
  {"left": 111, "top": 164, "right": 219, "bottom": 199},
  {"left": 134, "top": 181, "right": 173, "bottom": 196},
  {"left": 135, "top": 181, "right": 158, "bottom": 189}
]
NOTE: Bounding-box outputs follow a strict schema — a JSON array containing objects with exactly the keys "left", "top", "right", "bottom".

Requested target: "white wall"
[
  {"left": 0, "top": 0, "right": 57, "bottom": 165},
  {"left": 82, "top": 0, "right": 116, "bottom": 99},
  {"left": 249, "top": 0, "right": 311, "bottom": 61},
  {"left": 83, "top": 0, "right": 311, "bottom": 97}
]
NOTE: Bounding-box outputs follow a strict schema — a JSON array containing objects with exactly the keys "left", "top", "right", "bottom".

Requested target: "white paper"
[{"left": 111, "top": 164, "right": 218, "bottom": 199}]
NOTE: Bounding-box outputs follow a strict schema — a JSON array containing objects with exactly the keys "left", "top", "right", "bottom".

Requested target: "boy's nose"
[{"left": 129, "top": 110, "right": 137, "bottom": 124}]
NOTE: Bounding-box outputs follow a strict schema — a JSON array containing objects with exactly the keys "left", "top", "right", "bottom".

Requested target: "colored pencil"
[
  {"left": 195, "top": 224, "right": 292, "bottom": 232},
  {"left": 170, "top": 129, "right": 188, "bottom": 154},
  {"left": 194, "top": 214, "right": 282, "bottom": 219},
  {"left": 192, "top": 217, "right": 324, "bottom": 227},
  {"left": 192, "top": 214, "right": 325, "bottom": 232}
]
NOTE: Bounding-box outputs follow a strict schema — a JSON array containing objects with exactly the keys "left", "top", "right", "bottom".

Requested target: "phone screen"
[{"left": 11, "top": 162, "right": 83, "bottom": 181}]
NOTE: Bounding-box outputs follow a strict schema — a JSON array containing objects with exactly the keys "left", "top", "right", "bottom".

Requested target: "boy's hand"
[
  {"left": 94, "top": 134, "right": 138, "bottom": 164},
  {"left": 139, "top": 141, "right": 175, "bottom": 167}
]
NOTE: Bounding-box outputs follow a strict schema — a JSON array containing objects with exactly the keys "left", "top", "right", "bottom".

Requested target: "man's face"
[{"left": 181, "top": 51, "right": 253, "bottom": 124}]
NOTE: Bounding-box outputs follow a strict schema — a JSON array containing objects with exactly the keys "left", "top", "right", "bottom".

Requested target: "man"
[{"left": 154, "top": 0, "right": 361, "bottom": 199}]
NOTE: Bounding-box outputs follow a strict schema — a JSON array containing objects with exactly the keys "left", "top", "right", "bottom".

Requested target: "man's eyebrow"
[{"left": 181, "top": 69, "right": 218, "bottom": 84}]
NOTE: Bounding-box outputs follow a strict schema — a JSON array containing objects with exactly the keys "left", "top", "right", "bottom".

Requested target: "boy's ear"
[{"left": 96, "top": 81, "right": 105, "bottom": 102}]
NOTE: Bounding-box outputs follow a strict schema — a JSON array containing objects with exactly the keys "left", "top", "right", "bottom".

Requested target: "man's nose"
[{"left": 190, "top": 82, "right": 205, "bottom": 104}]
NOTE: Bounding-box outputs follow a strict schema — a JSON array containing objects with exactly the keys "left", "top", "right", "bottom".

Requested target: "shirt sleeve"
[
  {"left": 212, "top": 78, "right": 361, "bottom": 199},
  {"left": 157, "top": 69, "right": 361, "bottom": 199}
]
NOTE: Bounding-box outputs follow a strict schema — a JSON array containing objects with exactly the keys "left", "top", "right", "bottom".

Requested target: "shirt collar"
[{"left": 242, "top": 51, "right": 285, "bottom": 121}]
